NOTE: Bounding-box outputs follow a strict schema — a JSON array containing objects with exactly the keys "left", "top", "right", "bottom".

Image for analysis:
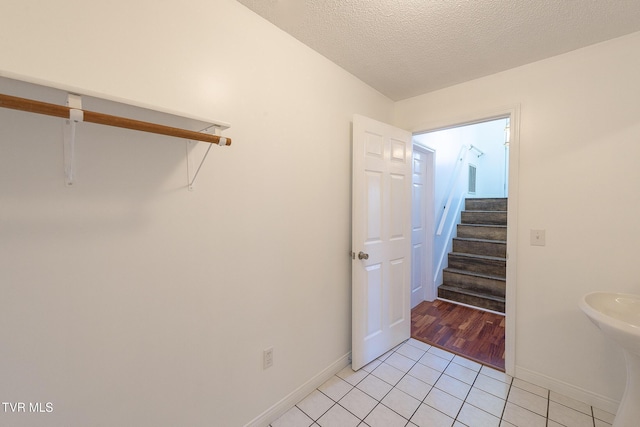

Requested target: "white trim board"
[
  {"left": 244, "top": 353, "right": 351, "bottom": 427},
  {"left": 515, "top": 365, "right": 619, "bottom": 415}
]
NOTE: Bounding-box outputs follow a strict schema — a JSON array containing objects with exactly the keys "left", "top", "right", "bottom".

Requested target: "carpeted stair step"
[
  {"left": 438, "top": 285, "right": 505, "bottom": 313},
  {"left": 465, "top": 198, "right": 508, "bottom": 212},
  {"left": 442, "top": 268, "right": 505, "bottom": 297},
  {"left": 453, "top": 237, "right": 506, "bottom": 258},
  {"left": 457, "top": 224, "right": 507, "bottom": 241},
  {"left": 461, "top": 210, "right": 507, "bottom": 226},
  {"left": 448, "top": 252, "right": 506, "bottom": 277}
]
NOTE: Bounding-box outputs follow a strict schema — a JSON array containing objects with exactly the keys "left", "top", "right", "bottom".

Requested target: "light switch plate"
[{"left": 531, "top": 229, "right": 546, "bottom": 246}]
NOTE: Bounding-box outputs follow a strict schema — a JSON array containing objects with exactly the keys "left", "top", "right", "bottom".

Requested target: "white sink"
[
  {"left": 580, "top": 292, "right": 640, "bottom": 427},
  {"left": 580, "top": 292, "right": 640, "bottom": 355}
]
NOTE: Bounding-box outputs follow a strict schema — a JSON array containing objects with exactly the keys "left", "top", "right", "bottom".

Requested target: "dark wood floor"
[{"left": 411, "top": 299, "right": 505, "bottom": 371}]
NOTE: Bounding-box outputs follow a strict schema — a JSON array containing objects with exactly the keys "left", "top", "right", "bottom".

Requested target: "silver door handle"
[{"left": 358, "top": 251, "right": 369, "bottom": 260}]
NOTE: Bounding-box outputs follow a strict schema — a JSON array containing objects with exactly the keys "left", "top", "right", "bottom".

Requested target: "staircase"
[{"left": 437, "top": 198, "right": 507, "bottom": 313}]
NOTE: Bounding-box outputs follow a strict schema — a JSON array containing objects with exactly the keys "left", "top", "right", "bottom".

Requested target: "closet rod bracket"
[
  {"left": 187, "top": 125, "right": 225, "bottom": 191},
  {"left": 63, "top": 93, "right": 84, "bottom": 186}
]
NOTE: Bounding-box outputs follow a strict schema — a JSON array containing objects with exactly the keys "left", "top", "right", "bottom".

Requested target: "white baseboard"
[
  {"left": 244, "top": 352, "right": 351, "bottom": 427},
  {"left": 515, "top": 365, "right": 619, "bottom": 415}
]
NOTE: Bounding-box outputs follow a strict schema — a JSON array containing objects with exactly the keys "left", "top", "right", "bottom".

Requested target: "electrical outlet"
[
  {"left": 263, "top": 347, "right": 274, "bottom": 369},
  {"left": 531, "top": 229, "right": 546, "bottom": 246}
]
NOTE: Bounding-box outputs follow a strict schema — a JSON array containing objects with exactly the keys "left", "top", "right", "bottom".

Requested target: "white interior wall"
[
  {"left": 0, "top": 1, "right": 393, "bottom": 426},
  {"left": 394, "top": 31, "right": 640, "bottom": 410},
  {"left": 469, "top": 118, "right": 509, "bottom": 198}
]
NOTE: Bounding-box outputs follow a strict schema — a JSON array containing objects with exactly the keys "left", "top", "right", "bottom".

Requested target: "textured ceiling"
[{"left": 236, "top": 0, "right": 640, "bottom": 101}]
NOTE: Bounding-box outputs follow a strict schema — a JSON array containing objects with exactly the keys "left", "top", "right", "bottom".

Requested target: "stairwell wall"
[{"left": 393, "top": 31, "right": 640, "bottom": 411}]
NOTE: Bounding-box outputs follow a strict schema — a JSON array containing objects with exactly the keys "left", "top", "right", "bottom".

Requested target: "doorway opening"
[{"left": 409, "top": 114, "right": 515, "bottom": 372}]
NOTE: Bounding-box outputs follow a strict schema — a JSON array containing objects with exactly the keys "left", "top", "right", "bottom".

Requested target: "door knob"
[{"left": 358, "top": 251, "right": 369, "bottom": 260}]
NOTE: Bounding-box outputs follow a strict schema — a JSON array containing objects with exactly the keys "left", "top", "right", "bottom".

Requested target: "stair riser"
[
  {"left": 453, "top": 239, "right": 506, "bottom": 258},
  {"left": 461, "top": 211, "right": 507, "bottom": 225},
  {"left": 448, "top": 254, "right": 506, "bottom": 277},
  {"left": 438, "top": 288, "right": 505, "bottom": 313},
  {"left": 465, "top": 198, "right": 508, "bottom": 211},
  {"left": 443, "top": 270, "right": 505, "bottom": 297},
  {"left": 457, "top": 225, "right": 507, "bottom": 241}
]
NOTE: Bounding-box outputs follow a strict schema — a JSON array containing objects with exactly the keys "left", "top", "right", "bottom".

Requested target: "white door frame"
[
  {"left": 411, "top": 144, "right": 436, "bottom": 303},
  {"left": 410, "top": 105, "right": 520, "bottom": 376}
]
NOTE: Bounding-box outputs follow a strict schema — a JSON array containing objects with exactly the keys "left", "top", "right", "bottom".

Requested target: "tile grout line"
[
  {"left": 376, "top": 343, "right": 438, "bottom": 425},
  {"left": 333, "top": 342, "right": 431, "bottom": 426},
  {"left": 410, "top": 348, "right": 448, "bottom": 423},
  {"left": 397, "top": 342, "right": 525, "bottom": 426},
  {"left": 393, "top": 346, "right": 425, "bottom": 427},
  {"left": 408, "top": 341, "right": 502, "bottom": 426},
  {"left": 499, "top": 373, "right": 513, "bottom": 424},
  {"left": 401, "top": 339, "right": 452, "bottom": 425},
  {"left": 276, "top": 338, "right": 613, "bottom": 427},
  {"left": 415, "top": 346, "right": 455, "bottom": 423},
  {"left": 369, "top": 340, "right": 462, "bottom": 426},
  {"left": 452, "top": 366, "right": 479, "bottom": 425},
  {"left": 545, "top": 388, "right": 550, "bottom": 427}
]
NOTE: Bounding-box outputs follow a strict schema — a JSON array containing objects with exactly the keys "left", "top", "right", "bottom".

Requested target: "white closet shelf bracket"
[
  {"left": 63, "top": 93, "right": 84, "bottom": 186},
  {"left": 187, "top": 125, "right": 227, "bottom": 191}
]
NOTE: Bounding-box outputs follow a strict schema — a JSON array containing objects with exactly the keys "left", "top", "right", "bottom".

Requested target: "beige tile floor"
[{"left": 270, "top": 338, "right": 615, "bottom": 427}]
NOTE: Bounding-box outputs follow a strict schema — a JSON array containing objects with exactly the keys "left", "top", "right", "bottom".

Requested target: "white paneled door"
[
  {"left": 411, "top": 147, "right": 427, "bottom": 309},
  {"left": 351, "top": 115, "right": 413, "bottom": 371}
]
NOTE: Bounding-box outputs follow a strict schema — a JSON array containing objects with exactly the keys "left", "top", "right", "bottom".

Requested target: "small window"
[{"left": 468, "top": 164, "right": 477, "bottom": 194}]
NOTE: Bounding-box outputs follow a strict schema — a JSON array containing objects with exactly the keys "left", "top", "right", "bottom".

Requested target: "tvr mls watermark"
[{"left": 2, "top": 402, "right": 53, "bottom": 413}]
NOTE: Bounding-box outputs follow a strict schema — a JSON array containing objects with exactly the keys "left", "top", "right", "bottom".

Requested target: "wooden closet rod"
[{"left": 0, "top": 93, "right": 231, "bottom": 146}]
